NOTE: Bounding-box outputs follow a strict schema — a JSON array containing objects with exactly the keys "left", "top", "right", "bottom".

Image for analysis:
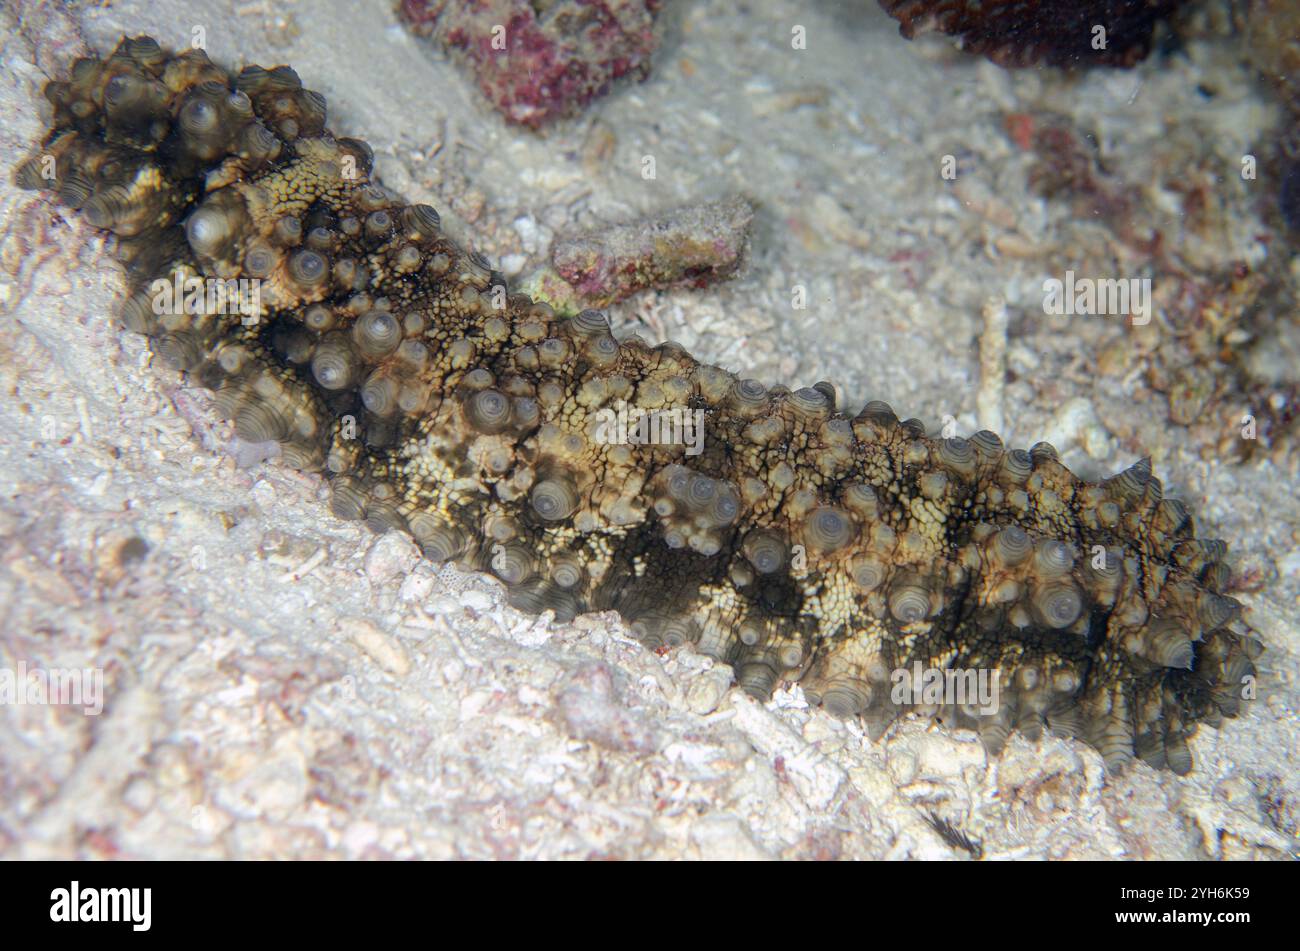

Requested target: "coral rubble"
[{"left": 548, "top": 196, "right": 754, "bottom": 308}]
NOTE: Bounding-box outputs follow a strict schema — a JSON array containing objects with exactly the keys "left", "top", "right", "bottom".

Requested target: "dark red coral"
[
  {"left": 398, "top": 0, "right": 661, "bottom": 128},
  {"left": 878, "top": 0, "right": 1187, "bottom": 68}
]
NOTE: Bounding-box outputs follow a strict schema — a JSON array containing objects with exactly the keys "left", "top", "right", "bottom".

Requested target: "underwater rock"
[
  {"left": 877, "top": 0, "right": 1187, "bottom": 68},
  {"left": 397, "top": 0, "right": 661, "bottom": 128}
]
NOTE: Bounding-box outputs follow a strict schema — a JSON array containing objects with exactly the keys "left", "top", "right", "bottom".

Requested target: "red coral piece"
[{"left": 399, "top": 0, "right": 661, "bottom": 128}]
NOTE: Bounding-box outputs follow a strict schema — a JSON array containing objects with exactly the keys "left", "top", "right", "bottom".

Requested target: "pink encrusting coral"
[{"left": 398, "top": 0, "right": 661, "bottom": 128}]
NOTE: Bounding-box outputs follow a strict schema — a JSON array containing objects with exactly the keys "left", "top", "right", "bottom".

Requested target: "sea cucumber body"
[{"left": 17, "top": 37, "right": 1261, "bottom": 774}]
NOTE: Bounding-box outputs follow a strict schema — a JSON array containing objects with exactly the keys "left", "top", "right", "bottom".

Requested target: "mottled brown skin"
[
  {"left": 18, "top": 37, "right": 1261, "bottom": 774},
  {"left": 878, "top": 0, "right": 1187, "bottom": 69}
]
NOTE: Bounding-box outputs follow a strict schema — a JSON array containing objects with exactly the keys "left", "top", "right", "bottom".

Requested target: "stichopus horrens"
[{"left": 15, "top": 35, "right": 1264, "bottom": 776}]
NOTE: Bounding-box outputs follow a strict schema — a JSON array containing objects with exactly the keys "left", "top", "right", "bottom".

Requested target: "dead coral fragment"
[
  {"left": 550, "top": 196, "right": 754, "bottom": 308},
  {"left": 397, "top": 0, "right": 661, "bottom": 128},
  {"left": 878, "top": 0, "right": 1186, "bottom": 68}
]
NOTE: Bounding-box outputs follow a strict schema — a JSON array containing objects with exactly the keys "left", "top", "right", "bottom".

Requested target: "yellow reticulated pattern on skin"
[{"left": 17, "top": 36, "right": 1264, "bottom": 775}]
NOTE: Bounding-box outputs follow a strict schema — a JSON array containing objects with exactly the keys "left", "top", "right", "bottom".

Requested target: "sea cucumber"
[{"left": 16, "top": 36, "right": 1262, "bottom": 775}]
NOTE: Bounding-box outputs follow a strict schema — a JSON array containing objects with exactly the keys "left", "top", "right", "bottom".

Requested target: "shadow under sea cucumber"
[{"left": 15, "top": 36, "right": 1263, "bottom": 775}]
